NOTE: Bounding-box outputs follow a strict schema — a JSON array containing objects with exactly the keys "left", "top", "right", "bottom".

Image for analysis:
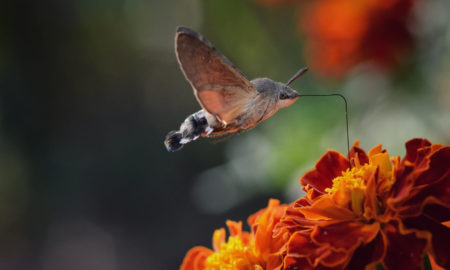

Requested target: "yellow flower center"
[
  {"left": 325, "top": 151, "right": 394, "bottom": 218},
  {"left": 325, "top": 163, "right": 375, "bottom": 215},
  {"left": 205, "top": 236, "right": 259, "bottom": 270}
]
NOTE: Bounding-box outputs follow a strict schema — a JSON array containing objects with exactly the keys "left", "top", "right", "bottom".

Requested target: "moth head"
[
  {"left": 277, "top": 85, "right": 300, "bottom": 108},
  {"left": 275, "top": 66, "right": 308, "bottom": 108}
]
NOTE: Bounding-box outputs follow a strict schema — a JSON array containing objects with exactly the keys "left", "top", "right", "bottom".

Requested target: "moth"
[{"left": 164, "top": 26, "right": 308, "bottom": 152}]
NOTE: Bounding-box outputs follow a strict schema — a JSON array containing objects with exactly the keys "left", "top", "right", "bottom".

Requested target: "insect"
[{"left": 164, "top": 26, "right": 308, "bottom": 152}]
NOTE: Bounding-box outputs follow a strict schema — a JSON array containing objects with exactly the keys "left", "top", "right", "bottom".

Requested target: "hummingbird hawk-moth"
[{"left": 164, "top": 26, "right": 308, "bottom": 152}]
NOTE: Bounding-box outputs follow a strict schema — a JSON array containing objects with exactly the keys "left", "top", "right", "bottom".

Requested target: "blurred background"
[{"left": 1, "top": 0, "right": 449, "bottom": 269}]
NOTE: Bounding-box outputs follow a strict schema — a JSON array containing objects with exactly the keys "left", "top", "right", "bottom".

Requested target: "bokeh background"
[{"left": 1, "top": 0, "right": 449, "bottom": 269}]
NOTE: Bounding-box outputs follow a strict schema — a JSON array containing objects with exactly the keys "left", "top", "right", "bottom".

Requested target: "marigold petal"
[
  {"left": 225, "top": 220, "right": 253, "bottom": 246},
  {"left": 404, "top": 138, "right": 432, "bottom": 164},
  {"left": 423, "top": 204, "right": 450, "bottom": 223},
  {"left": 299, "top": 196, "right": 356, "bottom": 221},
  {"left": 212, "top": 228, "right": 225, "bottom": 252},
  {"left": 249, "top": 199, "right": 288, "bottom": 257},
  {"left": 312, "top": 221, "right": 380, "bottom": 250},
  {"left": 349, "top": 143, "right": 369, "bottom": 166},
  {"left": 368, "top": 144, "right": 383, "bottom": 157},
  {"left": 389, "top": 145, "right": 450, "bottom": 217},
  {"left": 287, "top": 231, "right": 349, "bottom": 268},
  {"left": 382, "top": 221, "right": 428, "bottom": 270},
  {"left": 370, "top": 152, "right": 392, "bottom": 179},
  {"left": 180, "top": 246, "right": 213, "bottom": 270},
  {"left": 248, "top": 199, "right": 284, "bottom": 230},
  {"left": 284, "top": 255, "right": 343, "bottom": 270},
  {"left": 414, "top": 146, "right": 450, "bottom": 186},
  {"left": 345, "top": 233, "right": 385, "bottom": 270},
  {"left": 226, "top": 220, "right": 243, "bottom": 237},
  {"left": 397, "top": 168, "right": 450, "bottom": 217},
  {"left": 429, "top": 253, "right": 447, "bottom": 270},
  {"left": 284, "top": 255, "right": 316, "bottom": 270},
  {"left": 389, "top": 168, "right": 413, "bottom": 205},
  {"left": 363, "top": 165, "right": 379, "bottom": 220},
  {"left": 300, "top": 150, "right": 350, "bottom": 194},
  {"left": 266, "top": 252, "right": 284, "bottom": 270},
  {"left": 403, "top": 215, "right": 450, "bottom": 269},
  {"left": 274, "top": 205, "right": 338, "bottom": 239}
]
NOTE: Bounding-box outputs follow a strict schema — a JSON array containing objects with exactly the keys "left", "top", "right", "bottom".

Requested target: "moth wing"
[{"left": 175, "top": 26, "right": 257, "bottom": 124}]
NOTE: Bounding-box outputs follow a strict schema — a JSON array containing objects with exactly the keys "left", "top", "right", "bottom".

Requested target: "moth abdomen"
[
  {"left": 164, "top": 110, "right": 213, "bottom": 152},
  {"left": 184, "top": 114, "right": 207, "bottom": 138},
  {"left": 164, "top": 130, "right": 184, "bottom": 152}
]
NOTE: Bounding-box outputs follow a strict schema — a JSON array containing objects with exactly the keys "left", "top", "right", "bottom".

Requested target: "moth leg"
[{"left": 205, "top": 126, "right": 214, "bottom": 136}]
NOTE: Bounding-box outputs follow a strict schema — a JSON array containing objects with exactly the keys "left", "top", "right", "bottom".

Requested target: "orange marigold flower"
[
  {"left": 299, "top": 0, "right": 416, "bottom": 77},
  {"left": 180, "top": 199, "right": 288, "bottom": 270},
  {"left": 275, "top": 138, "right": 450, "bottom": 269}
]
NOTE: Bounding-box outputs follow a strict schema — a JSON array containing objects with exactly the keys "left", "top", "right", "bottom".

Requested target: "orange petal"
[
  {"left": 363, "top": 165, "right": 379, "bottom": 220},
  {"left": 429, "top": 253, "right": 447, "bottom": 270},
  {"left": 299, "top": 196, "right": 356, "bottom": 221},
  {"left": 266, "top": 252, "right": 284, "bottom": 270},
  {"left": 403, "top": 215, "right": 450, "bottom": 269},
  {"left": 349, "top": 144, "right": 369, "bottom": 166},
  {"left": 370, "top": 152, "right": 392, "bottom": 181},
  {"left": 368, "top": 144, "right": 383, "bottom": 157},
  {"left": 180, "top": 246, "right": 213, "bottom": 270},
  {"left": 250, "top": 199, "right": 288, "bottom": 256},
  {"left": 312, "top": 221, "right": 380, "bottom": 250},
  {"left": 414, "top": 146, "right": 450, "bottom": 187},
  {"left": 287, "top": 231, "right": 349, "bottom": 268},
  {"left": 284, "top": 255, "right": 316, "bottom": 270},
  {"left": 345, "top": 233, "right": 385, "bottom": 269},
  {"left": 225, "top": 220, "right": 253, "bottom": 246},
  {"left": 390, "top": 145, "right": 450, "bottom": 217},
  {"left": 226, "top": 220, "right": 243, "bottom": 237},
  {"left": 403, "top": 138, "right": 432, "bottom": 164},
  {"left": 248, "top": 199, "right": 282, "bottom": 230},
  {"left": 423, "top": 204, "right": 450, "bottom": 223},
  {"left": 382, "top": 221, "right": 428, "bottom": 270},
  {"left": 284, "top": 255, "right": 342, "bottom": 270},
  {"left": 300, "top": 150, "right": 350, "bottom": 194},
  {"left": 212, "top": 228, "right": 225, "bottom": 252},
  {"left": 398, "top": 169, "right": 450, "bottom": 218}
]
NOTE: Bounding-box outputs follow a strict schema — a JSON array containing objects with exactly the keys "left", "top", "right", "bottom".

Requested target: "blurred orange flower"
[
  {"left": 257, "top": 0, "right": 418, "bottom": 77},
  {"left": 300, "top": 0, "right": 417, "bottom": 77},
  {"left": 274, "top": 138, "right": 450, "bottom": 269},
  {"left": 180, "top": 199, "right": 288, "bottom": 270}
]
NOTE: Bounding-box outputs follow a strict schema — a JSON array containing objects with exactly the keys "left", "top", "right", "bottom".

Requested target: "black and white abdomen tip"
[
  {"left": 164, "top": 110, "right": 213, "bottom": 152},
  {"left": 164, "top": 131, "right": 184, "bottom": 152}
]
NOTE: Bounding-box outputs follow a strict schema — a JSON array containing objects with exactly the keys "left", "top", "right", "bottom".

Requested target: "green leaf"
[{"left": 423, "top": 253, "right": 432, "bottom": 270}]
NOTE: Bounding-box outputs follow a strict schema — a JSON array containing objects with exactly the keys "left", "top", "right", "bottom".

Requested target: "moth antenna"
[
  {"left": 286, "top": 67, "right": 309, "bottom": 86},
  {"left": 298, "top": 93, "right": 351, "bottom": 166}
]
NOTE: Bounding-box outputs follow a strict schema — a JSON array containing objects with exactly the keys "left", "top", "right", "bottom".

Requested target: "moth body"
[
  {"left": 164, "top": 26, "right": 305, "bottom": 152},
  {"left": 164, "top": 78, "right": 300, "bottom": 152}
]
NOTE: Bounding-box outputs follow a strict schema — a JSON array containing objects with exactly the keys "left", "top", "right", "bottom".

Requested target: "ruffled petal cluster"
[
  {"left": 180, "top": 139, "right": 450, "bottom": 269},
  {"left": 180, "top": 199, "right": 287, "bottom": 270},
  {"left": 275, "top": 139, "right": 450, "bottom": 269}
]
